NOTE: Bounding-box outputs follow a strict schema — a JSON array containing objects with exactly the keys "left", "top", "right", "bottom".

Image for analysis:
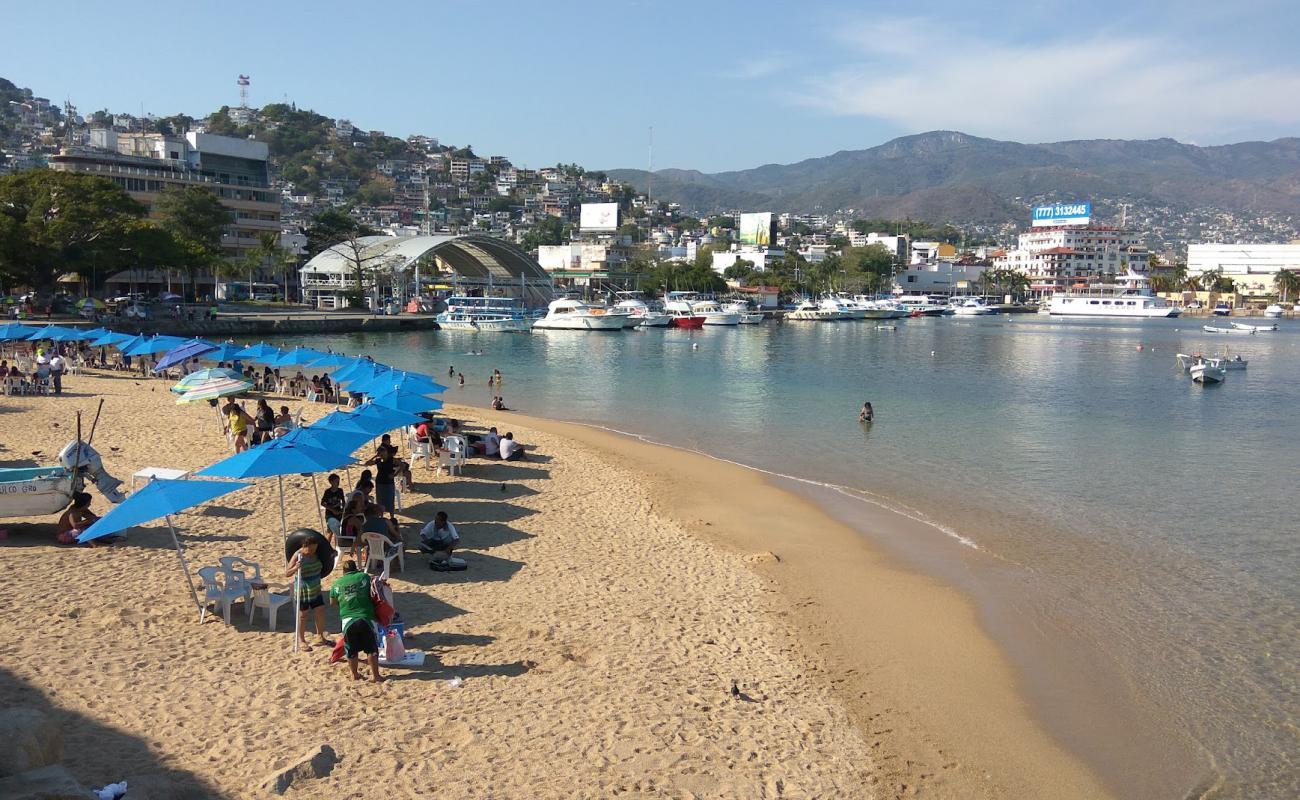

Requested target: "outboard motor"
[{"left": 57, "top": 439, "right": 126, "bottom": 503}]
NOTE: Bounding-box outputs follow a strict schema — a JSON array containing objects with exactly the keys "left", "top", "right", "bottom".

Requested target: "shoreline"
[{"left": 489, "top": 407, "right": 1115, "bottom": 798}]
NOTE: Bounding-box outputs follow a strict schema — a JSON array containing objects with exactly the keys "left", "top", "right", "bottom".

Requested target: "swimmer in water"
[{"left": 859, "top": 401, "right": 874, "bottom": 423}]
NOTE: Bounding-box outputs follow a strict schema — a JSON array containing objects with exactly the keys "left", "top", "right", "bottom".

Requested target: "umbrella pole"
[
  {"left": 278, "top": 475, "right": 288, "bottom": 539},
  {"left": 293, "top": 569, "right": 301, "bottom": 653},
  {"left": 310, "top": 474, "right": 325, "bottom": 534},
  {"left": 165, "top": 515, "right": 204, "bottom": 618}
]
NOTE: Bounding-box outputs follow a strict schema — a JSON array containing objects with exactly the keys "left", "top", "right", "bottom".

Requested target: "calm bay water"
[{"left": 279, "top": 315, "right": 1299, "bottom": 798}]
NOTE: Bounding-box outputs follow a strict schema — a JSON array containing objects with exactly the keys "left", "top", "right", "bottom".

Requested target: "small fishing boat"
[
  {"left": 876, "top": 324, "right": 897, "bottom": 331},
  {"left": 0, "top": 438, "right": 126, "bottom": 519},
  {"left": 1230, "top": 321, "right": 1278, "bottom": 333},
  {"left": 1203, "top": 325, "right": 1255, "bottom": 335},
  {"left": 1190, "top": 359, "right": 1227, "bottom": 384},
  {"left": 1175, "top": 353, "right": 1202, "bottom": 373},
  {"left": 1220, "top": 355, "right": 1248, "bottom": 370}
]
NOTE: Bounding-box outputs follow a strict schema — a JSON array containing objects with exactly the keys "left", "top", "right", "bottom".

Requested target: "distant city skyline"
[{"left": 5, "top": 0, "right": 1298, "bottom": 172}]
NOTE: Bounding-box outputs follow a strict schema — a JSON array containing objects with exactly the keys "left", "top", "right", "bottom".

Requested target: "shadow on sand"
[{"left": 0, "top": 665, "right": 220, "bottom": 797}]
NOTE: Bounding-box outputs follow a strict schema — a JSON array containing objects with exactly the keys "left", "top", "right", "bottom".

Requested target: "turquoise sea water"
[{"left": 278, "top": 316, "right": 1299, "bottom": 799}]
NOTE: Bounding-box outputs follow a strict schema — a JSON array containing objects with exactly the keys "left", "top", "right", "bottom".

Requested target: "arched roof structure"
[
  {"left": 300, "top": 234, "right": 553, "bottom": 306},
  {"left": 302, "top": 234, "right": 548, "bottom": 282}
]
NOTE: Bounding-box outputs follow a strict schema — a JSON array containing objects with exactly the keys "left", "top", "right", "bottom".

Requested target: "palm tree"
[
  {"left": 1274, "top": 269, "right": 1300, "bottom": 303},
  {"left": 1198, "top": 269, "right": 1223, "bottom": 292}
]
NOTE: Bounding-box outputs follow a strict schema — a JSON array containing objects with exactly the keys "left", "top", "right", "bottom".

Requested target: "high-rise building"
[
  {"left": 49, "top": 130, "right": 280, "bottom": 259},
  {"left": 995, "top": 225, "right": 1150, "bottom": 294}
]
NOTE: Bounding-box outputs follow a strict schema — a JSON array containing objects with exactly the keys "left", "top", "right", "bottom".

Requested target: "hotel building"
[{"left": 995, "top": 226, "right": 1150, "bottom": 294}]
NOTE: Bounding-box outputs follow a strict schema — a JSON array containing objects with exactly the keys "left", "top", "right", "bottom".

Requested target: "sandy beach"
[{"left": 0, "top": 369, "right": 1109, "bottom": 798}]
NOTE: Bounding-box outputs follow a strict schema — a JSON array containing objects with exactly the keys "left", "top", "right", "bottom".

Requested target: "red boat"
[{"left": 670, "top": 315, "right": 705, "bottom": 329}]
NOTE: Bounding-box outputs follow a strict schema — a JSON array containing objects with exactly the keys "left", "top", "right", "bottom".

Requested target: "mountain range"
[{"left": 607, "top": 131, "right": 1300, "bottom": 226}]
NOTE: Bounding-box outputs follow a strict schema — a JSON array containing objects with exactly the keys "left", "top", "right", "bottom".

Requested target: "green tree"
[
  {"left": 303, "top": 208, "right": 379, "bottom": 258},
  {"left": 1274, "top": 269, "right": 1300, "bottom": 303},
  {"left": 521, "top": 215, "right": 569, "bottom": 251},
  {"left": 0, "top": 169, "right": 146, "bottom": 296}
]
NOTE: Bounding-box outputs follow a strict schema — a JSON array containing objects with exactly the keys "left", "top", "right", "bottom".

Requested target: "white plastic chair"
[
  {"left": 361, "top": 531, "right": 403, "bottom": 578},
  {"left": 197, "top": 566, "right": 245, "bottom": 625},
  {"left": 410, "top": 440, "right": 432, "bottom": 468},
  {"left": 246, "top": 583, "right": 293, "bottom": 631},
  {"left": 218, "top": 557, "right": 261, "bottom": 604}
]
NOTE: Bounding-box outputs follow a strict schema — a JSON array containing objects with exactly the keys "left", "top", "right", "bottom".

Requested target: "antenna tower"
[
  {"left": 237, "top": 75, "right": 251, "bottom": 108},
  {"left": 646, "top": 126, "right": 654, "bottom": 206}
]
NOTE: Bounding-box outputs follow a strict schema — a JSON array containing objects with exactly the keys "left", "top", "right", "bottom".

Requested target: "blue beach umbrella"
[
  {"left": 155, "top": 339, "right": 218, "bottom": 372},
  {"left": 305, "top": 352, "right": 352, "bottom": 370},
  {"left": 76, "top": 477, "right": 252, "bottom": 616},
  {"left": 196, "top": 437, "right": 357, "bottom": 537},
  {"left": 331, "top": 358, "right": 385, "bottom": 385},
  {"left": 89, "top": 330, "right": 133, "bottom": 347},
  {"left": 270, "top": 347, "right": 331, "bottom": 368},
  {"left": 349, "top": 369, "right": 447, "bottom": 396},
  {"left": 200, "top": 343, "right": 246, "bottom": 363},
  {"left": 368, "top": 389, "right": 444, "bottom": 414},
  {"left": 315, "top": 405, "right": 422, "bottom": 437},
  {"left": 111, "top": 334, "right": 148, "bottom": 354},
  {"left": 25, "top": 325, "right": 84, "bottom": 342},
  {"left": 0, "top": 323, "right": 41, "bottom": 341},
  {"left": 234, "top": 342, "right": 284, "bottom": 363},
  {"left": 122, "top": 335, "right": 188, "bottom": 357}
]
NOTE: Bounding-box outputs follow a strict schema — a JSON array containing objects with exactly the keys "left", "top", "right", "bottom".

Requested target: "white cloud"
[
  {"left": 725, "top": 55, "right": 793, "bottom": 80},
  {"left": 798, "top": 21, "right": 1300, "bottom": 143}
]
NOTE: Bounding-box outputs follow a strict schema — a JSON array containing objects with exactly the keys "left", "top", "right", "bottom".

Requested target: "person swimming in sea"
[{"left": 859, "top": 401, "right": 874, "bottom": 423}]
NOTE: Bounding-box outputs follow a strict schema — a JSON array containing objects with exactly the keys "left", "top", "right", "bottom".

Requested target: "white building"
[
  {"left": 894, "top": 264, "right": 987, "bottom": 294},
  {"left": 536, "top": 243, "right": 626, "bottom": 274},
  {"left": 711, "top": 247, "right": 785, "bottom": 274},
  {"left": 995, "top": 226, "right": 1150, "bottom": 294},
  {"left": 1186, "top": 243, "right": 1300, "bottom": 298}
]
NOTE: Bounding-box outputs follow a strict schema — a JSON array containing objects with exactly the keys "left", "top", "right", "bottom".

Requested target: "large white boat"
[
  {"left": 532, "top": 298, "right": 627, "bottom": 331},
  {"left": 897, "top": 294, "right": 953, "bottom": 316},
  {"left": 951, "top": 298, "right": 996, "bottom": 316},
  {"left": 612, "top": 293, "right": 671, "bottom": 328},
  {"left": 1263, "top": 304, "right": 1284, "bottom": 319},
  {"left": 722, "top": 300, "right": 765, "bottom": 324},
  {"left": 1047, "top": 276, "right": 1179, "bottom": 318},
  {"left": 786, "top": 299, "right": 842, "bottom": 320},
  {"left": 435, "top": 296, "right": 532, "bottom": 332},
  {"left": 851, "top": 295, "right": 906, "bottom": 319},
  {"left": 819, "top": 296, "right": 866, "bottom": 319},
  {"left": 664, "top": 293, "right": 739, "bottom": 326}
]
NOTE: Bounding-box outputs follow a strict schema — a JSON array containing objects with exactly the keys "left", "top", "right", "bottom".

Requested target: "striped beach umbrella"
[
  {"left": 171, "top": 367, "right": 245, "bottom": 393},
  {"left": 175, "top": 377, "right": 254, "bottom": 404}
]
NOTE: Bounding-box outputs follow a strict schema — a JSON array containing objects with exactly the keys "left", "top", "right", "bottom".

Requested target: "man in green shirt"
[{"left": 329, "top": 561, "right": 384, "bottom": 683}]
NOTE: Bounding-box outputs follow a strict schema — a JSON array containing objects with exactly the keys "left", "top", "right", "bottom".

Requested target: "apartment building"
[{"left": 994, "top": 226, "right": 1150, "bottom": 293}]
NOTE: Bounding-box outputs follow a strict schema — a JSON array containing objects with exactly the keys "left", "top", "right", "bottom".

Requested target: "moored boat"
[
  {"left": 435, "top": 295, "right": 532, "bottom": 332},
  {"left": 1203, "top": 325, "right": 1255, "bottom": 335},
  {"left": 786, "top": 300, "right": 842, "bottom": 320},
  {"left": 1230, "top": 321, "right": 1278, "bottom": 333},
  {"left": 1191, "top": 359, "right": 1227, "bottom": 384},
  {"left": 532, "top": 298, "right": 627, "bottom": 331},
  {"left": 1263, "top": 304, "right": 1284, "bottom": 319}
]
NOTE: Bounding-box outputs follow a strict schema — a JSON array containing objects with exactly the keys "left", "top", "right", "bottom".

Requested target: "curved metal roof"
[{"left": 300, "top": 234, "right": 548, "bottom": 282}]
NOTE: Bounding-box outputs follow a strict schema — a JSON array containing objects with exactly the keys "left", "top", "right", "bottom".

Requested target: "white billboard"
[{"left": 580, "top": 202, "right": 619, "bottom": 232}]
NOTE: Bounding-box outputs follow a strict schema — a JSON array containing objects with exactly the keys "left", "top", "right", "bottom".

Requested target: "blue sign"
[{"left": 1032, "top": 202, "right": 1091, "bottom": 227}]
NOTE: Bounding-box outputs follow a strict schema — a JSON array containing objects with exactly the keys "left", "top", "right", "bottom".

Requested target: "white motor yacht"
[
  {"left": 819, "top": 296, "right": 866, "bottom": 319},
  {"left": 435, "top": 296, "right": 533, "bottom": 332},
  {"left": 952, "top": 298, "right": 996, "bottom": 316},
  {"left": 1263, "top": 304, "right": 1284, "bottom": 319},
  {"left": 532, "top": 298, "right": 627, "bottom": 331},
  {"left": 786, "top": 299, "right": 842, "bottom": 320},
  {"left": 722, "top": 300, "right": 765, "bottom": 324},
  {"left": 612, "top": 293, "right": 671, "bottom": 328}
]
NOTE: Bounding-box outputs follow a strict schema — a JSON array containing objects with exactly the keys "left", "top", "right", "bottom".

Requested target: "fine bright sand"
[{"left": 0, "top": 370, "right": 1108, "bottom": 798}]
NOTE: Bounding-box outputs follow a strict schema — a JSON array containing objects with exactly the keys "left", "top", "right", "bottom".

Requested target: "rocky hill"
[{"left": 609, "top": 131, "right": 1300, "bottom": 225}]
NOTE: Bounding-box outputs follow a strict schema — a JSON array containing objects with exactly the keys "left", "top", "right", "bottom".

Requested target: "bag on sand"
[
  {"left": 370, "top": 575, "right": 395, "bottom": 626},
  {"left": 383, "top": 627, "right": 405, "bottom": 662}
]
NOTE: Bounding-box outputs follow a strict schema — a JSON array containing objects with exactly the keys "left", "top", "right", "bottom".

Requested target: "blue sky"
[{"left": 4, "top": 0, "right": 1297, "bottom": 172}]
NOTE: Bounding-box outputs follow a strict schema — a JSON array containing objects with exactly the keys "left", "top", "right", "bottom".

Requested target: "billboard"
[
  {"left": 1032, "top": 202, "right": 1091, "bottom": 227},
  {"left": 739, "top": 212, "right": 774, "bottom": 246},
  {"left": 580, "top": 202, "right": 619, "bottom": 232}
]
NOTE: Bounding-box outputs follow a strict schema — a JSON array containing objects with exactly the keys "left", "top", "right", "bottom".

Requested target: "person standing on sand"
[
  {"left": 329, "top": 561, "right": 384, "bottom": 683},
  {"left": 223, "top": 399, "right": 253, "bottom": 452},
  {"left": 285, "top": 538, "right": 333, "bottom": 651}
]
